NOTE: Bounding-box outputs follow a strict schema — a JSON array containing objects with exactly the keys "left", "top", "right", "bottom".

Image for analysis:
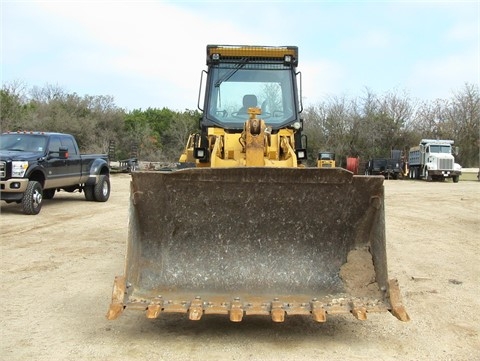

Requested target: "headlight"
[
  {"left": 295, "top": 149, "right": 307, "bottom": 160},
  {"left": 12, "top": 161, "right": 28, "bottom": 177},
  {"left": 292, "top": 122, "right": 301, "bottom": 130}
]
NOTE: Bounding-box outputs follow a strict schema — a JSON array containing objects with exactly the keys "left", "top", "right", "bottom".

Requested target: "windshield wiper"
[{"left": 214, "top": 57, "right": 248, "bottom": 87}]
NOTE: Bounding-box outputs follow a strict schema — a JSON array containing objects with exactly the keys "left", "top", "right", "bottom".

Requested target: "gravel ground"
[{"left": 1, "top": 173, "right": 479, "bottom": 361}]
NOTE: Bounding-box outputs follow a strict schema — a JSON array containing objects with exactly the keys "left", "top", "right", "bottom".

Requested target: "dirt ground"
[{"left": 1, "top": 173, "right": 479, "bottom": 361}]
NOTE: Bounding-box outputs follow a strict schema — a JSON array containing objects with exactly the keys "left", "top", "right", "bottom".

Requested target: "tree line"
[
  {"left": 1, "top": 81, "right": 478, "bottom": 167},
  {"left": 0, "top": 81, "right": 200, "bottom": 162},
  {"left": 303, "top": 84, "right": 479, "bottom": 168}
]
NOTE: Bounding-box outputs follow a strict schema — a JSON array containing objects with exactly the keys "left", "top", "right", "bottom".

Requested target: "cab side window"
[
  {"left": 61, "top": 137, "right": 78, "bottom": 155},
  {"left": 48, "top": 137, "right": 62, "bottom": 153}
]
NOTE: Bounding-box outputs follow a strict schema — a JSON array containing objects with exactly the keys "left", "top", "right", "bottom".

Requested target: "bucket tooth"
[
  {"left": 311, "top": 299, "right": 327, "bottom": 322},
  {"left": 106, "top": 276, "right": 126, "bottom": 320},
  {"left": 271, "top": 300, "right": 285, "bottom": 322},
  {"left": 271, "top": 309, "right": 285, "bottom": 322},
  {"left": 230, "top": 298, "right": 244, "bottom": 322},
  {"left": 107, "top": 303, "right": 124, "bottom": 321},
  {"left": 388, "top": 279, "right": 410, "bottom": 322},
  {"left": 230, "top": 309, "right": 244, "bottom": 322},
  {"left": 146, "top": 304, "right": 162, "bottom": 319},
  {"left": 312, "top": 308, "right": 327, "bottom": 322},
  {"left": 351, "top": 305, "right": 367, "bottom": 320},
  {"left": 188, "top": 297, "right": 204, "bottom": 321}
]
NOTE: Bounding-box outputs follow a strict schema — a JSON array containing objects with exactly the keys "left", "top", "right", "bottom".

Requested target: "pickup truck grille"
[
  {"left": 0, "top": 161, "right": 5, "bottom": 179},
  {"left": 438, "top": 158, "right": 453, "bottom": 170}
]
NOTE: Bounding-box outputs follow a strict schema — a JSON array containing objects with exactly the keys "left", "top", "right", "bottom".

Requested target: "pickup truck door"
[
  {"left": 60, "top": 135, "right": 82, "bottom": 184},
  {"left": 43, "top": 135, "right": 82, "bottom": 189}
]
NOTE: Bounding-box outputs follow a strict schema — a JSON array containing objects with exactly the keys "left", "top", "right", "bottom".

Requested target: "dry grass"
[{"left": 461, "top": 168, "right": 479, "bottom": 181}]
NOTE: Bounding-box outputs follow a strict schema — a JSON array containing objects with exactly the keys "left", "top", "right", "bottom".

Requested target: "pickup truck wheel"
[
  {"left": 22, "top": 181, "right": 43, "bottom": 215},
  {"left": 84, "top": 185, "right": 95, "bottom": 201},
  {"left": 94, "top": 175, "right": 110, "bottom": 202},
  {"left": 43, "top": 189, "right": 55, "bottom": 199}
]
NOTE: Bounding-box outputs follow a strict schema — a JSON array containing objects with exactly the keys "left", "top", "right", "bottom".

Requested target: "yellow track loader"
[
  {"left": 317, "top": 151, "right": 336, "bottom": 168},
  {"left": 107, "top": 45, "right": 409, "bottom": 323}
]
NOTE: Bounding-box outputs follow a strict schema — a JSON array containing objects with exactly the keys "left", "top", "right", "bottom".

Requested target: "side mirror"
[
  {"left": 48, "top": 147, "right": 69, "bottom": 159},
  {"left": 59, "top": 147, "right": 69, "bottom": 159}
]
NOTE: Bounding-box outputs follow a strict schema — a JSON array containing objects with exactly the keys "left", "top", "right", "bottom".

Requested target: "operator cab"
[{"left": 201, "top": 45, "right": 302, "bottom": 131}]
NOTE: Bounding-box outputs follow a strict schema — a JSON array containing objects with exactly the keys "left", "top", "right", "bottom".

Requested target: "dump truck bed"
[{"left": 108, "top": 167, "right": 408, "bottom": 322}]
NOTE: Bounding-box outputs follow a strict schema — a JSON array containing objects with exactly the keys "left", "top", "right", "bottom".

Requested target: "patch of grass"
[{"left": 460, "top": 172, "right": 479, "bottom": 181}]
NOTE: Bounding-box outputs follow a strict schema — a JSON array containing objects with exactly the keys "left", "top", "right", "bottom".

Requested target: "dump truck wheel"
[
  {"left": 425, "top": 169, "right": 432, "bottom": 181},
  {"left": 22, "top": 180, "right": 43, "bottom": 215},
  {"left": 94, "top": 175, "right": 110, "bottom": 202},
  {"left": 452, "top": 175, "right": 459, "bottom": 183}
]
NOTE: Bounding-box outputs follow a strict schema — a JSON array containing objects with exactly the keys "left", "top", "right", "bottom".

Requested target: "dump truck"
[
  {"left": 408, "top": 139, "right": 462, "bottom": 182},
  {"left": 107, "top": 45, "right": 409, "bottom": 324}
]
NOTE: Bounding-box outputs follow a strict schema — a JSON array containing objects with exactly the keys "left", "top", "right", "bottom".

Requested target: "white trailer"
[{"left": 408, "top": 139, "right": 462, "bottom": 182}]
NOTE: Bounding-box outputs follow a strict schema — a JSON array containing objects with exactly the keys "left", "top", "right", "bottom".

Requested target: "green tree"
[{"left": 0, "top": 80, "right": 31, "bottom": 131}]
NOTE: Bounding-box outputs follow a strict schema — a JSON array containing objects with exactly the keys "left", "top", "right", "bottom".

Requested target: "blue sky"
[{"left": 2, "top": 0, "right": 479, "bottom": 111}]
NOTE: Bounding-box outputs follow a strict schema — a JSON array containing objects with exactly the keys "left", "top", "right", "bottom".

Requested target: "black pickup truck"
[
  {"left": 0, "top": 131, "right": 110, "bottom": 214},
  {"left": 364, "top": 158, "right": 402, "bottom": 179}
]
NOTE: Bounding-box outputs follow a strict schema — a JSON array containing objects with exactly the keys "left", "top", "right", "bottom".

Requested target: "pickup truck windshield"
[
  {"left": 0, "top": 134, "right": 48, "bottom": 152},
  {"left": 206, "top": 63, "right": 296, "bottom": 128}
]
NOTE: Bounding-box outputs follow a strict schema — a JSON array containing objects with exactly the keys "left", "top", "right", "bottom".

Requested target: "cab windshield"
[
  {"left": 206, "top": 63, "right": 296, "bottom": 129},
  {"left": 319, "top": 153, "right": 335, "bottom": 160},
  {"left": 429, "top": 145, "right": 451, "bottom": 154},
  {"left": 0, "top": 134, "right": 48, "bottom": 152}
]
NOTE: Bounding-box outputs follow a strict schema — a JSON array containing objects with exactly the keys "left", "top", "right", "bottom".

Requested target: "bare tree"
[{"left": 444, "top": 83, "right": 480, "bottom": 167}]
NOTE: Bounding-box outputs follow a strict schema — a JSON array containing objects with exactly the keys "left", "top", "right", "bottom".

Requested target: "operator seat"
[{"left": 238, "top": 94, "right": 257, "bottom": 114}]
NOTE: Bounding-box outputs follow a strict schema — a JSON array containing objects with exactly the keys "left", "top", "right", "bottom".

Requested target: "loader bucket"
[{"left": 108, "top": 167, "right": 409, "bottom": 322}]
